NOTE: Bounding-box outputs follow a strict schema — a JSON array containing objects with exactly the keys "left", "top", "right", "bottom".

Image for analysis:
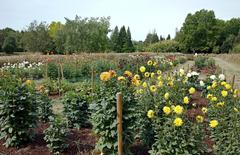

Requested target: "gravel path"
[{"left": 213, "top": 57, "right": 240, "bottom": 89}]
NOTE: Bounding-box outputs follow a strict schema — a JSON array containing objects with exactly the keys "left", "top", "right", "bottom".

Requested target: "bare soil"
[{"left": 213, "top": 57, "right": 240, "bottom": 88}]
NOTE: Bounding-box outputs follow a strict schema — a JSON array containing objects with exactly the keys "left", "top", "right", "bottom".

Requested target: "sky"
[{"left": 0, "top": 0, "right": 240, "bottom": 41}]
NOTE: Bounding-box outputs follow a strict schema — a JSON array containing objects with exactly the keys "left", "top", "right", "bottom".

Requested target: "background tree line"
[
  {"left": 175, "top": 9, "right": 240, "bottom": 53},
  {"left": 1, "top": 9, "right": 240, "bottom": 54},
  {"left": 137, "top": 9, "right": 240, "bottom": 53},
  {"left": 0, "top": 16, "right": 135, "bottom": 54}
]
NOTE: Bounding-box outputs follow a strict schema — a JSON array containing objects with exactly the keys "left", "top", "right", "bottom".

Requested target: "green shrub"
[
  {"left": 2, "top": 36, "right": 17, "bottom": 54},
  {"left": 195, "top": 56, "right": 207, "bottom": 69},
  {"left": 44, "top": 115, "right": 69, "bottom": 154},
  {"left": 0, "top": 77, "right": 38, "bottom": 147},
  {"left": 62, "top": 91, "right": 90, "bottom": 129},
  {"left": 47, "top": 61, "right": 59, "bottom": 79},
  {"left": 36, "top": 93, "right": 53, "bottom": 122},
  {"left": 92, "top": 60, "right": 116, "bottom": 75},
  {"left": 29, "top": 66, "right": 44, "bottom": 79},
  {"left": 194, "top": 56, "right": 215, "bottom": 69},
  {"left": 63, "top": 63, "right": 76, "bottom": 80},
  {"left": 42, "top": 79, "right": 59, "bottom": 95},
  {"left": 90, "top": 73, "right": 139, "bottom": 154},
  {"left": 177, "top": 56, "right": 187, "bottom": 64},
  {"left": 205, "top": 78, "right": 240, "bottom": 154},
  {"left": 146, "top": 40, "right": 179, "bottom": 53},
  {"left": 150, "top": 120, "right": 205, "bottom": 155},
  {"left": 231, "top": 43, "right": 240, "bottom": 53}
]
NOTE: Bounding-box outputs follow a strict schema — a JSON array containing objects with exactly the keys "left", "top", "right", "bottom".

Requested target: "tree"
[
  {"left": 133, "top": 40, "right": 145, "bottom": 52},
  {"left": 177, "top": 9, "right": 217, "bottom": 53},
  {"left": 110, "top": 26, "right": 120, "bottom": 52},
  {"left": 118, "top": 26, "right": 127, "bottom": 52},
  {"left": 220, "top": 35, "right": 235, "bottom": 53},
  {"left": 234, "top": 30, "right": 240, "bottom": 44},
  {"left": 166, "top": 34, "right": 171, "bottom": 40},
  {"left": 144, "top": 30, "right": 159, "bottom": 44},
  {"left": 2, "top": 36, "right": 17, "bottom": 54},
  {"left": 144, "top": 33, "right": 153, "bottom": 44},
  {"left": 151, "top": 31, "right": 159, "bottom": 43},
  {"left": 63, "top": 16, "right": 110, "bottom": 53},
  {"left": 146, "top": 40, "right": 179, "bottom": 53},
  {"left": 0, "top": 28, "right": 15, "bottom": 52},
  {"left": 48, "top": 21, "right": 64, "bottom": 39},
  {"left": 126, "top": 27, "right": 135, "bottom": 52},
  {"left": 160, "top": 35, "right": 165, "bottom": 41},
  {"left": 22, "top": 21, "right": 53, "bottom": 53}
]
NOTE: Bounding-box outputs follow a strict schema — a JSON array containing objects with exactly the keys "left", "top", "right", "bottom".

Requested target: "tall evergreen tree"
[
  {"left": 110, "top": 26, "right": 120, "bottom": 52},
  {"left": 144, "top": 33, "right": 153, "bottom": 44},
  {"left": 126, "top": 27, "right": 135, "bottom": 52},
  {"left": 144, "top": 30, "right": 159, "bottom": 44},
  {"left": 167, "top": 34, "right": 171, "bottom": 40},
  {"left": 118, "top": 26, "right": 127, "bottom": 53},
  {"left": 160, "top": 35, "right": 165, "bottom": 41},
  {"left": 151, "top": 30, "right": 159, "bottom": 43}
]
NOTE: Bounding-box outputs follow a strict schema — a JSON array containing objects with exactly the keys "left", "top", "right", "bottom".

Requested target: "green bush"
[
  {"left": 195, "top": 56, "right": 207, "bottom": 69},
  {"left": 63, "top": 63, "right": 76, "bottom": 80},
  {"left": 44, "top": 115, "right": 69, "bottom": 154},
  {"left": 62, "top": 91, "right": 90, "bottom": 129},
  {"left": 150, "top": 120, "right": 205, "bottom": 155},
  {"left": 231, "top": 43, "right": 240, "bottom": 53},
  {"left": 90, "top": 74, "right": 139, "bottom": 154},
  {"left": 0, "top": 77, "right": 38, "bottom": 147},
  {"left": 2, "top": 36, "right": 17, "bottom": 54},
  {"left": 146, "top": 40, "right": 179, "bottom": 53},
  {"left": 194, "top": 56, "right": 215, "bottom": 69},
  {"left": 42, "top": 79, "right": 75, "bottom": 95},
  {"left": 205, "top": 78, "right": 240, "bottom": 154},
  {"left": 47, "top": 61, "right": 59, "bottom": 79},
  {"left": 36, "top": 93, "right": 53, "bottom": 122}
]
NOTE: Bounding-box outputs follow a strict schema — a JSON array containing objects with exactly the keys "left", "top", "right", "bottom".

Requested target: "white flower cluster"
[
  {"left": 0, "top": 61, "right": 43, "bottom": 71},
  {"left": 210, "top": 74, "right": 225, "bottom": 81},
  {"left": 187, "top": 71, "right": 200, "bottom": 78}
]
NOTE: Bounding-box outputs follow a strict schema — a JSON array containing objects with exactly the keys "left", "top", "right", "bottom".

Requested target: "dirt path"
[
  {"left": 174, "top": 60, "right": 194, "bottom": 72},
  {"left": 213, "top": 57, "right": 240, "bottom": 88},
  {"left": 164, "top": 60, "right": 194, "bottom": 74}
]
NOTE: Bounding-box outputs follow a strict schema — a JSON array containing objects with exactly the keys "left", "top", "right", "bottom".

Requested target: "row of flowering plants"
[
  {"left": 90, "top": 56, "right": 186, "bottom": 154},
  {"left": 137, "top": 61, "right": 240, "bottom": 154},
  {"left": 0, "top": 71, "right": 58, "bottom": 151},
  {"left": 0, "top": 61, "right": 44, "bottom": 79},
  {"left": 90, "top": 70, "right": 139, "bottom": 154},
  {"left": 96, "top": 58, "right": 240, "bottom": 155},
  {"left": 202, "top": 74, "right": 240, "bottom": 154},
  {"left": 135, "top": 61, "right": 207, "bottom": 154}
]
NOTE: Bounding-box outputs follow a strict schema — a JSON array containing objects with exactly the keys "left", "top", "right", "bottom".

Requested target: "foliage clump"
[{"left": 0, "top": 76, "right": 38, "bottom": 147}]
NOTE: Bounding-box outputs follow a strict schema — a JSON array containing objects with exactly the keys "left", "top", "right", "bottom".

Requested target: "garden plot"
[{"left": 0, "top": 54, "right": 240, "bottom": 155}]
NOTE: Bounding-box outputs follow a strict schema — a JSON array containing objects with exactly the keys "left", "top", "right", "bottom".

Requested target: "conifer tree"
[
  {"left": 110, "top": 26, "right": 120, "bottom": 52},
  {"left": 160, "top": 35, "right": 165, "bottom": 41},
  {"left": 167, "top": 34, "right": 171, "bottom": 40},
  {"left": 118, "top": 26, "right": 127, "bottom": 52},
  {"left": 126, "top": 27, "right": 135, "bottom": 52}
]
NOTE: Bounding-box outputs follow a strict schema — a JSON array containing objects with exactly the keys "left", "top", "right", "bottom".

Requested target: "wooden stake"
[
  {"left": 117, "top": 92, "right": 123, "bottom": 155},
  {"left": 91, "top": 67, "right": 95, "bottom": 99},
  {"left": 60, "top": 63, "right": 64, "bottom": 80},
  {"left": 58, "top": 64, "right": 61, "bottom": 96},
  {"left": 45, "top": 63, "right": 48, "bottom": 79},
  {"left": 232, "top": 75, "right": 235, "bottom": 89}
]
